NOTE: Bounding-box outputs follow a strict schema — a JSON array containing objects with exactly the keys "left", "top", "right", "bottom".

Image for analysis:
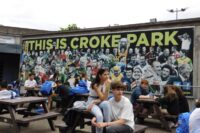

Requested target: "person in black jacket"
[
  {"left": 172, "top": 85, "right": 189, "bottom": 113},
  {"left": 158, "top": 85, "right": 179, "bottom": 115}
]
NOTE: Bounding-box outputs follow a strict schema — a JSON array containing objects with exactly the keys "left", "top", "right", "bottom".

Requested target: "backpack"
[
  {"left": 176, "top": 112, "right": 191, "bottom": 133},
  {"left": 69, "top": 80, "right": 89, "bottom": 95},
  {"left": 40, "top": 81, "right": 53, "bottom": 95},
  {"left": 63, "top": 108, "right": 84, "bottom": 126}
]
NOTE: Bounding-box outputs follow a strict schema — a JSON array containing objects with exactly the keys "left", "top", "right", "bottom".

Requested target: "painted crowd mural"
[{"left": 21, "top": 27, "right": 194, "bottom": 96}]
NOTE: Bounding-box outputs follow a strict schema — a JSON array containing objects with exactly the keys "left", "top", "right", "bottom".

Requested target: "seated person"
[
  {"left": 0, "top": 80, "right": 17, "bottom": 113},
  {"left": 86, "top": 68, "right": 111, "bottom": 133},
  {"left": 130, "top": 79, "right": 154, "bottom": 115},
  {"left": 92, "top": 81, "right": 135, "bottom": 133},
  {"left": 189, "top": 99, "right": 200, "bottom": 133},
  {"left": 48, "top": 80, "right": 70, "bottom": 110},
  {"left": 24, "top": 73, "right": 38, "bottom": 96},
  {"left": 158, "top": 85, "right": 179, "bottom": 115},
  {"left": 172, "top": 85, "right": 189, "bottom": 113},
  {"left": 11, "top": 79, "right": 21, "bottom": 97}
]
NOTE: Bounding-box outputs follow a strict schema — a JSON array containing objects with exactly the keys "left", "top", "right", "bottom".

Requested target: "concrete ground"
[{"left": 0, "top": 114, "right": 175, "bottom": 133}]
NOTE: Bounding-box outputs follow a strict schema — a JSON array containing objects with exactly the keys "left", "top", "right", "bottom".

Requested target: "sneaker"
[{"left": 168, "top": 121, "right": 175, "bottom": 128}]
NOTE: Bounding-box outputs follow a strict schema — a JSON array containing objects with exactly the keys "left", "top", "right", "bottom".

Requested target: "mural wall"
[{"left": 21, "top": 27, "right": 194, "bottom": 96}]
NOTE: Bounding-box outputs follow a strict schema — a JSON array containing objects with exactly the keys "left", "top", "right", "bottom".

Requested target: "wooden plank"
[
  {"left": 55, "top": 123, "right": 68, "bottom": 129},
  {"left": 0, "top": 97, "right": 47, "bottom": 105},
  {"left": 17, "top": 112, "right": 60, "bottom": 123},
  {"left": 135, "top": 124, "right": 148, "bottom": 133}
]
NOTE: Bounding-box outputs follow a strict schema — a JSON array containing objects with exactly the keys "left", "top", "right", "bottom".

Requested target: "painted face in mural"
[
  {"left": 139, "top": 56, "right": 146, "bottom": 67},
  {"left": 161, "top": 67, "right": 170, "bottom": 79},
  {"left": 105, "top": 48, "right": 110, "bottom": 55},
  {"left": 92, "top": 59, "right": 98, "bottom": 67},
  {"left": 167, "top": 56, "right": 175, "bottom": 65},
  {"left": 150, "top": 47, "right": 154, "bottom": 52},
  {"left": 142, "top": 46, "right": 146, "bottom": 54},
  {"left": 86, "top": 66, "right": 92, "bottom": 78},
  {"left": 119, "top": 38, "right": 128, "bottom": 53},
  {"left": 163, "top": 48, "right": 170, "bottom": 57},
  {"left": 128, "top": 48, "right": 133, "bottom": 54},
  {"left": 135, "top": 47, "right": 140, "bottom": 55},
  {"left": 156, "top": 47, "right": 161, "bottom": 52},
  {"left": 130, "top": 55, "right": 137, "bottom": 65},
  {"left": 126, "top": 69, "right": 133, "bottom": 79},
  {"left": 152, "top": 61, "right": 161, "bottom": 76},
  {"left": 113, "top": 66, "right": 120, "bottom": 77},
  {"left": 113, "top": 48, "right": 118, "bottom": 55},
  {"left": 133, "top": 67, "right": 142, "bottom": 80},
  {"left": 87, "top": 48, "right": 91, "bottom": 53},
  {"left": 179, "top": 64, "right": 192, "bottom": 80}
]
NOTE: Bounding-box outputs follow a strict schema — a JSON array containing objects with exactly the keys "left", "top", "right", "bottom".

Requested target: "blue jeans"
[{"left": 91, "top": 101, "right": 111, "bottom": 133}]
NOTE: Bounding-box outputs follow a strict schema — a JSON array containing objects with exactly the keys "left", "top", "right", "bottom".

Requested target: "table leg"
[
  {"left": 8, "top": 106, "right": 20, "bottom": 133},
  {"left": 41, "top": 102, "right": 55, "bottom": 131},
  {"left": 154, "top": 105, "right": 171, "bottom": 131}
]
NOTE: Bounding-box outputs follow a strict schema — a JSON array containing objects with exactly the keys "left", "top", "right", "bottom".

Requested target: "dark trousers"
[{"left": 106, "top": 124, "right": 133, "bottom": 133}]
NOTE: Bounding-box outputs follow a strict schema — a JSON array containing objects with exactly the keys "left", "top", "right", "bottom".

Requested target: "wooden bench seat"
[
  {"left": 164, "top": 114, "right": 178, "bottom": 119},
  {"left": 55, "top": 123, "right": 68, "bottom": 133},
  {"left": 55, "top": 123, "right": 148, "bottom": 133},
  {"left": 135, "top": 124, "right": 148, "bottom": 133},
  {"left": 17, "top": 112, "right": 60, "bottom": 123},
  {"left": 0, "top": 107, "right": 27, "bottom": 115}
]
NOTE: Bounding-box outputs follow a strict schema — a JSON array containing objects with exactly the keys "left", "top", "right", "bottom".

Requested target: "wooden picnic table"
[
  {"left": 24, "top": 87, "right": 40, "bottom": 96},
  {"left": 136, "top": 98, "right": 177, "bottom": 132},
  {"left": 0, "top": 97, "right": 60, "bottom": 133}
]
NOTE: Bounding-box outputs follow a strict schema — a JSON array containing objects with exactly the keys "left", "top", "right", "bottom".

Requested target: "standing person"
[
  {"left": 92, "top": 81, "right": 134, "bottom": 133},
  {"left": 24, "top": 73, "right": 38, "bottom": 96},
  {"left": 86, "top": 68, "right": 111, "bottom": 133},
  {"left": 189, "top": 99, "right": 200, "bottom": 133}
]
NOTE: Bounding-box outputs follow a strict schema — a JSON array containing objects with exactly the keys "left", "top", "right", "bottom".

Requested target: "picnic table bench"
[
  {"left": 55, "top": 122, "right": 148, "bottom": 133},
  {"left": 0, "top": 97, "right": 60, "bottom": 133},
  {"left": 136, "top": 98, "right": 178, "bottom": 132},
  {"left": 56, "top": 108, "right": 148, "bottom": 133},
  {"left": 50, "top": 93, "right": 89, "bottom": 113}
]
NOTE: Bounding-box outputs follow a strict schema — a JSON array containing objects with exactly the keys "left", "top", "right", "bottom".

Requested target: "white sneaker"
[{"left": 168, "top": 121, "right": 175, "bottom": 128}]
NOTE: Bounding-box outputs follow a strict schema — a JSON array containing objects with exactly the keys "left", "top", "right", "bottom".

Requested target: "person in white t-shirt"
[
  {"left": 189, "top": 99, "right": 200, "bottom": 133},
  {"left": 24, "top": 73, "right": 38, "bottom": 96},
  {"left": 0, "top": 80, "right": 17, "bottom": 113},
  {"left": 92, "top": 81, "right": 135, "bottom": 133}
]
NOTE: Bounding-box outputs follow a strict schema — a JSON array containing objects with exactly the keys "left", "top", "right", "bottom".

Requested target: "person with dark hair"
[
  {"left": 160, "top": 64, "right": 173, "bottom": 93},
  {"left": 157, "top": 85, "right": 180, "bottom": 128},
  {"left": 158, "top": 48, "right": 170, "bottom": 64},
  {"left": 24, "top": 73, "right": 38, "bottom": 96},
  {"left": 92, "top": 81, "right": 134, "bottom": 133},
  {"left": 86, "top": 68, "right": 111, "bottom": 133},
  {"left": 122, "top": 66, "right": 135, "bottom": 91},
  {"left": 189, "top": 99, "right": 200, "bottom": 133},
  {"left": 172, "top": 86, "right": 189, "bottom": 113},
  {"left": 0, "top": 80, "right": 17, "bottom": 113},
  {"left": 159, "top": 85, "right": 179, "bottom": 115},
  {"left": 0, "top": 80, "right": 16, "bottom": 99}
]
